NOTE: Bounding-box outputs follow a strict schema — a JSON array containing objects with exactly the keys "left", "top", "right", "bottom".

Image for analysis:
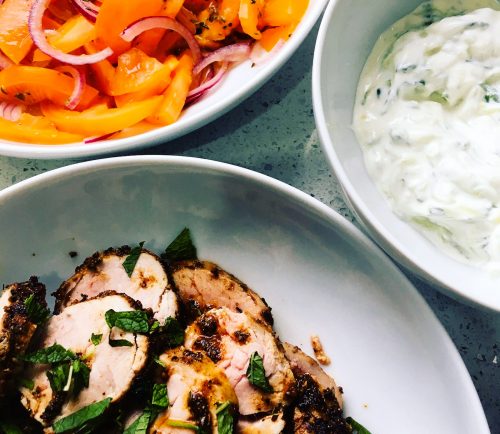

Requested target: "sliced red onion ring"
[
  {"left": 0, "top": 52, "right": 13, "bottom": 70},
  {"left": 249, "top": 39, "right": 285, "bottom": 67},
  {"left": 71, "top": 0, "right": 99, "bottom": 22},
  {"left": 55, "top": 65, "right": 85, "bottom": 110},
  {"left": 121, "top": 16, "right": 202, "bottom": 64},
  {"left": 0, "top": 102, "right": 25, "bottom": 122},
  {"left": 193, "top": 42, "right": 251, "bottom": 76},
  {"left": 29, "top": 0, "right": 113, "bottom": 65},
  {"left": 84, "top": 132, "right": 116, "bottom": 144},
  {"left": 187, "top": 62, "right": 228, "bottom": 104}
]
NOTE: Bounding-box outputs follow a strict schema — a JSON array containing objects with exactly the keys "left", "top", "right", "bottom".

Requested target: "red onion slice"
[
  {"left": 249, "top": 39, "right": 285, "bottom": 67},
  {"left": 55, "top": 65, "right": 85, "bottom": 110},
  {"left": 29, "top": 0, "right": 113, "bottom": 65},
  {"left": 71, "top": 0, "right": 99, "bottom": 22},
  {"left": 121, "top": 16, "right": 202, "bottom": 64},
  {"left": 84, "top": 132, "right": 115, "bottom": 143},
  {"left": 187, "top": 62, "right": 228, "bottom": 104},
  {"left": 193, "top": 42, "right": 251, "bottom": 76},
  {"left": 0, "top": 102, "right": 25, "bottom": 122},
  {"left": 0, "top": 52, "right": 13, "bottom": 70}
]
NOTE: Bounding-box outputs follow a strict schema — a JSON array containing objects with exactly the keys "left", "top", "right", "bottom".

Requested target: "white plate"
[
  {"left": 313, "top": 0, "right": 500, "bottom": 312},
  {"left": 0, "top": 0, "right": 327, "bottom": 160},
  {"left": 0, "top": 156, "right": 489, "bottom": 433}
]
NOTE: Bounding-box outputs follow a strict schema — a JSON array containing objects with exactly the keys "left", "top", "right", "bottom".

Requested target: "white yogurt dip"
[{"left": 354, "top": 0, "right": 500, "bottom": 271}]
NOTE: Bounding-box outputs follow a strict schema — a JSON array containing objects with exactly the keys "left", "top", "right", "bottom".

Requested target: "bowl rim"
[
  {"left": 312, "top": 0, "right": 500, "bottom": 313},
  {"left": 0, "top": 154, "right": 490, "bottom": 431},
  {"left": 0, "top": 0, "right": 329, "bottom": 160}
]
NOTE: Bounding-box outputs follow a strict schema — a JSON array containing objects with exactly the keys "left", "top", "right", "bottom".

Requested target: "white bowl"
[
  {"left": 313, "top": 0, "right": 500, "bottom": 312},
  {"left": 0, "top": 156, "right": 489, "bottom": 433},
  {"left": 0, "top": 0, "right": 328, "bottom": 160}
]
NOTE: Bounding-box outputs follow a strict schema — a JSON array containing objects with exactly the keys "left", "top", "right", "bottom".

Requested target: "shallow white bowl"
[
  {"left": 313, "top": 0, "right": 500, "bottom": 312},
  {"left": 0, "top": 156, "right": 489, "bottom": 433},
  {"left": 0, "top": 0, "right": 327, "bottom": 160}
]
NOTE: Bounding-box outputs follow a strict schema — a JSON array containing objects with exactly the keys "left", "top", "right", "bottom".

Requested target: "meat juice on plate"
[{"left": 353, "top": 0, "right": 500, "bottom": 272}]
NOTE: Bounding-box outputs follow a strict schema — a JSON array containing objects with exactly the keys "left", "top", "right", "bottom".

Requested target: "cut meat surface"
[
  {"left": 0, "top": 277, "right": 47, "bottom": 396},
  {"left": 283, "top": 343, "right": 350, "bottom": 434},
  {"left": 20, "top": 293, "right": 149, "bottom": 427},
  {"left": 171, "top": 260, "right": 273, "bottom": 326},
  {"left": 150, "top": 347, "right": 238, "bottom": 433},
  {"left": 237, "top": 412, "right": 286, "bottom": 433},
  {"left": 184, "top": 308, "right": 294, "bottom": 417},
  {"left": 54, "top": 247, "right": 178, "bottom": 323}
]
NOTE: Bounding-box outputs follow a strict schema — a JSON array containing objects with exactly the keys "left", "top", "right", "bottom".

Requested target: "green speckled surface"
[{"left": 0, "top": 23, "right": 498, "bottom": 431}]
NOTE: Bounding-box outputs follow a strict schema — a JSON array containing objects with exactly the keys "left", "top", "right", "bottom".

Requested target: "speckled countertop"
[{"left": 0, "top": 22, "right": 498, "bottom": 431}]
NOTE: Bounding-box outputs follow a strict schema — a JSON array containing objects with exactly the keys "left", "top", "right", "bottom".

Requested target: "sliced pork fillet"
[
  {"left": 20, "top": 293, "right": 149, "bottom": 427},
  {"left": 150, "top": 347, "right": 238, "bottom": 433},
  {"left": 283, "top": 343, "right": 350, "bottom": 434},
  {"left": 184, "top": 308, "right": 294, "bottom": 418},
  {"left": 54, "top": 247, "right": 178, "bottom": 323},
  {"left": 0, "top": 277, "right": 47, "bottom": 396},
  {"left": 171, "top": 260, "right": 273, "bottom": 327},
  {"left": 237, "top": 412, "right": 286, "bottom": 433}
]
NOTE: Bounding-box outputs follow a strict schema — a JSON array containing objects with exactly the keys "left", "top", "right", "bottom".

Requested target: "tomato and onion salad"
[{"left": 0, "top": 0, "right": 309, "bottom": 144}]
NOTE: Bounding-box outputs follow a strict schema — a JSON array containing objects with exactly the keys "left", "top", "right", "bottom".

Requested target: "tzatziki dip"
[{"left": 353, "top": 0, "right": 500, "bottom": 272}]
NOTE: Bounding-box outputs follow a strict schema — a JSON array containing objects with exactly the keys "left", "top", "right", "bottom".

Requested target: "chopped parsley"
[
  {"left": 246, "top": 352, "right": 273, "bottom": 393},
  {"left": 122, "top": 242, "right": 145, "bottom": 277},
  {"left": 162, "top": 228, "right": 197, "bottom": 262}
]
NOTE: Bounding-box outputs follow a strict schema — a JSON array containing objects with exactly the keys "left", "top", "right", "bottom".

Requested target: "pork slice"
[
  {"left": 237, "top": 412, "right": 286, "bottom": 433},
  {"left": 0, "top": 277, "right": 47, "bottom": 396},
  {"left": 283, "top": 343, "right": 350, "bottom": 434},
  {"left": 54, "top": 247, "right": 178, "bottom": 323},
  {"left": 171, "top": 260, "right": 273, "bottom": 327},
  {"left": 184, "top": 308, "right": 294, "bottom": 417},
  {"left": 150, "top": 347, "right": 238, "bottom": 433},
  {"left": 20, "top": 293, "right": 149, "bottom": 427}
]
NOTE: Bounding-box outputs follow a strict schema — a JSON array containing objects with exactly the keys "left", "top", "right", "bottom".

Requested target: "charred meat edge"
[{"left": 170, "top": 260, "right": 274, "bottom": 326}]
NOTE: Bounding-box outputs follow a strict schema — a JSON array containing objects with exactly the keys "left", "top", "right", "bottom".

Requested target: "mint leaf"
[
  {"left": 246, "top": 352, "right": 272, "bottom": 393},
  {"left": 123, "top": 242, "right": 145, "bottom": 277},
  {"left": 163, "top": 228, "right": 197, "bottom": 262},
  {"left": 24, "top": 293, "right": 50, "bottom": 325},
  {"left": 216, "top": 401, "right": 234, "bottom": 434},
  {"left": 52, "top": 398, "right": 112, "bottom": 433},
  {"left": 346, "top": 417, "right": 372, "bottom": 434},
  {"left": 105, "top": 310, "right": 149, "bottom": 334},
  {"left": 19, "top": 378, "right": 34, "bottom": 390},
  {"left": 123, "top": 410, "right": 155, "bottom": 434},
  {"left": 72, "top": 358, "right": 90, "bottom": 393},
  {"left": 23, "top": 344, "right": 75, "bottom": 364},
  {"left": 108, "top": 338, "right": 133, "bottom": 347},
  {"left": 151, "top": 384, "right": 169, "bottom": 409},
  {"left": 90, "top": 333, "right": 102, "bottom": 346},
  {"left": 47, "top": 363, "right": 70, "bottom": 393},
  {"left": 163, "top": 317, "right": 184, "bottom": 348}
]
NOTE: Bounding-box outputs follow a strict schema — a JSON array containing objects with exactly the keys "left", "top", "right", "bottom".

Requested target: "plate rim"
[
  {"left": 0, "top": 154, "right": 490, "bottom": 432},
  {"left": 312, "top": 0, "right": 500, "bottom": 313},
  {"left": 0, "top": 0, "right": 329, "bottom": 160}
]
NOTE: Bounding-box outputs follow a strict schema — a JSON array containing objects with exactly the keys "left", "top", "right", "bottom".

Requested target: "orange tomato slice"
[
  {"left": 262, "top": 0, "right": 308, "bottom": 27},
  {"left": 0, "top": 0, "right": 34, "bottom": 63},
  {"left": 239, "top": 0, "right": 264, "bottom": 39},
  {"left": 148, "top": 52, "right": 193, "bottom": 125},
  {"left": 0, "top": 114, "right": 83, "bottom": 144},
  {"left": 42, "top": 96, "right": 162, "bottom": 136},
  {"left": 0, "top": 66, "right": 98, "bottom": 108}
]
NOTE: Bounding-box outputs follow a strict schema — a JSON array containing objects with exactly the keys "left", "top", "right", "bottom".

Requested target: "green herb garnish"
[
  {"left": 23, "top": 344, "right": 75, "bottom": 364},
  {"left": 52, "top": 397, "right": 112, "bottom": 433},
  {"left": 90, "top": 333, "right": 102, "bottom": 346},
  {"left": 123, "top": 242, "right": 145, "bottom": 277},
  {"left": 123, "top": 409, "right": 154, "bottom": 434},
  {"left": 153, "top": 355, "right": 166, "bottom": 368},
  {"left": 19, "top": 378, "right": 34, "bottom": 390},
  {"left": 108, "top": 338, "right": 133, "bottom": 347},
  {"left": 163, "top": 317, "right": 184, "bottom": 347},
  {"left": 151, "top": 384, "right": 169, "bottom": 409},
  {"left": 105, "top": 310, "right": 149, "bottom": 334},
  {"left": 165, "top": 420, "right": 199, "bottom": 431},
  {"left": 481, "top": 83, "right": 500, "bottom": 103},
  {"left": 429, "top": 90, "right": 448, "bottom": 104},
  {"left": 47, "top": 363, "right": 70, "bottom": 393},
  {"left": 216, "top": 401, "right": 234, "bottom": 434},
  {"left": 346, "top": 417, "right": 372, "bottom": 434},
  {"left": 24, "top": 293, "right": 50, "bottom": 325},
  {"left": 246, "top": 352, "right": 273, "bottom": 393},
  {"left": 162, "top": 228, "right": 197, "bottom": 262},
  {"left": 0, "top": 420, "right": 23, "bottom": 434}
]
